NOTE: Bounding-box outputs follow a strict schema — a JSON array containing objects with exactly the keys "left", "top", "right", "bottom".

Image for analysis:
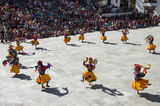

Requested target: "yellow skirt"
[
  {"left": 10, "top": 64, "right": 20, "bottom": 74},
  {"left": 147, "top": 44, "right": 156, "bottom": 50},
  {"left": 31, "top": 40, "right": 39, "bottom": 45},
  {"left": 64, "top": 37, "right": 71, "bottom": 43},
  {"left": 83, "top": 70, "right": 97, "bottom": 82},
  {"left": 15, "top": 45, "right": 24, "bottom": 51},
  {"left": 78, "top": 35, "right": 85, "bottom": 40},
  {"left": 132, "top": 78, "right": 149, "bottom": 91},
  {"left": 101, "top": 35, "right": 107, "bottom": 41},
  {"left": 121, "top": 35, "right": 128, "bottom": 41},
  {"left": 36, "top": 74, "right": 51, "bottom": 84}
]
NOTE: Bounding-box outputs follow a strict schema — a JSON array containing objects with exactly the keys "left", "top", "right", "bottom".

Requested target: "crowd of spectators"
[
  {"left": 0, "top": 0, "right": 99, "bottom": 42},
  {"left": 100, "top": 12, "right": 160, "bottom": 31},
  {"left": 0, "top": 0, "right": 160, "bottom": 43}
]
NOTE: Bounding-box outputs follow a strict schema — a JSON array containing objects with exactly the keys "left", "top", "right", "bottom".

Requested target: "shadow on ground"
[
  {"left": 124, "top": 42, "right": 141, "bottom": 46},
  {"left": 88, "top": 84, "right": 124, "bottom": 96},
  {"left": 152, "top": 52, "right": 160, "bottom": 55},
  {"left": 18, "top": 52, "right": 35, "bottom": 56},
  {"left": 12, "top": 73, "right": 32, "bottom": 80},
  {"left": 82, "top": 41, "right": 96, "bottom": 44},
  {"left": 140, "top": 93, "right": 160, "bottom": 103},
  {"left": 36, "top": 47, "right": 52, "bottom": 51},
  {"left": 42, "top": 87, "right": 69, "bottom": 97},
  {"left": 67, "top": 44, "right": 80, "bottom": 47},
  {"left": 104, "top": 42, "right": 118, "bottom": 45},
  {"left": 19, "top": 64, "right": 34, "bottom": 69}
]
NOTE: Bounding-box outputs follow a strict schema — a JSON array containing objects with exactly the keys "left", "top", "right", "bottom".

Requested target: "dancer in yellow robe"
[
  {"left": 64, "top": 30, "right": 71, "bottom": 44},
  {"left": 15, "top": 40, "right": 24, "bottom": 53},
  {"left": 145, "top": 35, "right": 156, "bottom": 53},
  {"left": 31, "top": 36, "right": 39, "bottom": 48},
  {"left": 78, "top": 28, "right": 85, "bottom": 42},
  {"left": 8, "top": 45, "right": 17, "bottom": 58},
  {"left": 10, "top": 54, "right": 20, "bottom": 75},
  {"left": 121, "top": 28, "right": 129, "bottom": 43},
  {"left": 35, "top": 61, "right": 52, "bottom": 88},
  {"left": 132, "top": 64, "right": 151, "bottom": 94},
  {"left": 81, "top": 57, "right": 98, "bottom": 86},
  {"left": 100, "top": 29, "right": 107, "bottom": 43},
  {"left": 5, "top": 45, "right": 17, "bottom": 65}
]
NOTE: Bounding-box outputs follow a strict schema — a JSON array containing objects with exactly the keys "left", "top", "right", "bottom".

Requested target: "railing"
[
  {"left": 102, "top": 12, "right": 132, "bottom": 17},
  {"left": 136, "top": 0, "right": 158, "bottom": 7},
  {"left": 138, "top": 0, "right": 157, "bottom": 3}
]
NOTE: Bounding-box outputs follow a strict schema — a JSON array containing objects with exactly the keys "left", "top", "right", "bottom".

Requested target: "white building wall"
[
  {"left": 104, "top": 0, "right": 120, "bottom": 7},
  {"left": 136, "top": 0, "right": 160, "bottom": 16},
  {"left": 136, "top": 0, "right": 145, "bottom": 13},
  {"left": 105, "top": 0, "right": 108, "bottom": 5},
  {"left": 154, "top": 0, "right": 160, "bottom": 16},
  {"left": 111, "top": 0, "right": 120, "bottom": 7}
]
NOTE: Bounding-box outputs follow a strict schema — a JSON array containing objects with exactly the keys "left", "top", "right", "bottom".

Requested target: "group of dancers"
[
  {"left": 3, "top": 45, "right": 97, "bottom": 89},
  {"left": 3, "top": 42, "right": 52, "bottom": 88},
  {"left": 64, "top": 28, "right": 157, "bottom": 54},
  {"left": 8, "top": 36, "right": 40, "bottom": 54},
  {"left": 2, "top": 28, "right": 157, "bottom": 94}
]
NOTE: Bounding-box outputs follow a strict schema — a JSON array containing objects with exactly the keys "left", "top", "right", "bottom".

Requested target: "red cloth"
[{"left": 134, "top": 64, "right": 143, "bottom": 68}]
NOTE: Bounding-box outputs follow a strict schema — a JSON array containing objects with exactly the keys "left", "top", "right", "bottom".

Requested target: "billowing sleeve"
[
  {"left": 47, "top": 63, "right": 52, "bottom": 69},
  {"left": 42, "top": 63, "right": 52, "bottom": 70}
]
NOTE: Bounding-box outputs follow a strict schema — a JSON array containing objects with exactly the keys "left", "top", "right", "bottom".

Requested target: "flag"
[{"left": 2, "top": 60, "right": 8, "bottom": 66}]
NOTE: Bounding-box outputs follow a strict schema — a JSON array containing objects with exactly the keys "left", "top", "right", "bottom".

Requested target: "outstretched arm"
[
  {"left": 47, "top": 63, "right": 53, "bottom": 69},
  {"left": 92, "top": 65, "right": 96, "bottom": 70},
  {"left": 41, "top": 63, "right": 52, "bottom": 70},
  {"left": 143, "top": 64, "right": 151, "bottom": 74},
  {"left": 83, "top": 61, "right": 87, "bottom": 68},
  {"left": 83, "top": 57, "right": 88, "bottom": 67},
  {"left": 143, "top": 68, "right": 147, "bottom": 74},
  {"left": 35, "top": 66, "right": 39, "bottom": 72}
]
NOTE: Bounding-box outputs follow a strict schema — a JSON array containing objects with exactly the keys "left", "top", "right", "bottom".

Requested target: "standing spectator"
[{"left": 1, "top": 30, "right": 4, "bottom": 43}]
